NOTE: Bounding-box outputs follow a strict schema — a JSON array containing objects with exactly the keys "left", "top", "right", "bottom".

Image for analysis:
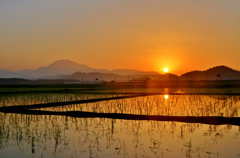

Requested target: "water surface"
[{"left": 0, "top": 94, "right": 240, "bottom": 158}]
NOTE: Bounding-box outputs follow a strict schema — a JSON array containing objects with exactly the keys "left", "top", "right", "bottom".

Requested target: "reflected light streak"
[{"left": 164, "top": 95, "right": 169, "bottom": 99}]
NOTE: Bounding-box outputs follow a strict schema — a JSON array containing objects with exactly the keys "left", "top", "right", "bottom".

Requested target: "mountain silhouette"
[
  {"left": 181, "top": 65, "right": 240, "bottom": 80},
  {"left": 48, "top": 60, "right": 91, "bottom": 69},
  {"left": 0, "top": 69, "right": 28, "bottom": 78},
  {"left": 0, "top": 60, "right": 239, "bottom": 81},
  {"left": 162, "top": 73, "right": 180, "bottom": 81},
  {"left": 110, "top": 69, "right": 159, "bottom": 76},
  {"left": 61, "top": 72, "right": 128, "bottom": 82},
  {"left": 15, "top": 60, "right": 160, "bottom": 79},
  {"left": 60, "top": 72, "right": 182, "bottom": 82},
  {"left": 18, "top": 60, "right": 109, "bottom": 78}
]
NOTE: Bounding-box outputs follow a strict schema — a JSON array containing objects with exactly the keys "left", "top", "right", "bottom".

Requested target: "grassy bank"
[{"left": 0, "top": 81, "right": 240, "bottom": 95}]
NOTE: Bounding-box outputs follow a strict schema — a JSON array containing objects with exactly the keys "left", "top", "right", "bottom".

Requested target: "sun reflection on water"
[{"left": 164, "top": 95, "right": 169, "bottom": 99}]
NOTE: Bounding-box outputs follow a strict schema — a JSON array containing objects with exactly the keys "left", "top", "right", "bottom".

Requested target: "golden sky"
[{"left": 1, "top": 0, "right": 240, "bottom": 75}]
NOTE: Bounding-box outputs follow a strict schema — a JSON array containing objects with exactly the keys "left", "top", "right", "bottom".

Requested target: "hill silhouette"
[
  {"left": 0, "top": 69, "right": 19, "bottom": 78},
  {"left": 0, "top": 60, "right": 240, "bottom": 81},
  {"left": 16, "top": 60, "right": 160, "bottom": 79},
  {"left": 18, "top": 60, "right": 109, "bottom": 78},
  {"left": 110, "top": 69, "right": 159, "bottom": 76},
  {"left": 60, "top": 72, "right": 182, "bottom": 82},
  {"left": 0, "top": 69, "right": 28, "bottom": 78},
  {"left": 181, "top": 65, "right": 240, "bottom": 80},
  {"left": 48, "top": 60, "right": 91, "bottom": 69},
  {"left": 61, "top": 72, "right": 127, "bottom": 82}
]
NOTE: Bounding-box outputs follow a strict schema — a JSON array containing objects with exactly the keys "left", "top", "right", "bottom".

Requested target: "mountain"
[
  {"left": 18, "top": 60, "right": 109, "bottom": 78},
  {"left": 61, "top": 72, "right": 128, "bottom": 82},
  {"left": 162, "top": 73, "right": 180, "bottom": 81},
  {"left": 0, "top": 69, "right": 28, "bottom": 78},
  {"left": 48, "top": 60, "right": 91, "bottom": 69},
  {"left": 0, "top": 69, "right": 17, "bottom": 78},
  {"left": 181, "top": 65, "right": 240, "bottom": 80},
  {"left": 60, "top": 71, "right": 181, "bottom": 82},
  {"left": 14, "top": 60, "right": 160, "bottom": 79},
  {"left": 129, "top": 73, "right": 180, "bottom": 82},
  {"left": 2, "top": 60, "right": 238, "bottom": 81},
  {"left": 110, "top": 69, "right": 159, "bottom": 76},
  {"left": 1, "top": 60, "right": 160, "bottom": 79}
]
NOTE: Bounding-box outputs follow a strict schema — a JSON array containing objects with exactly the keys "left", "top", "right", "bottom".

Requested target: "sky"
[{"left": 1, "top": 0, "right": 240, "bottom": 75}]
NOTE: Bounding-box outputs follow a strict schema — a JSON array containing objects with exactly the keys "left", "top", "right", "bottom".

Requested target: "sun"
[
  {"left": 164, "top": 68, "right": 169, "bottom": 73},
  {"left": 164, "top": 95, "right": 169, "bottom": 99}
]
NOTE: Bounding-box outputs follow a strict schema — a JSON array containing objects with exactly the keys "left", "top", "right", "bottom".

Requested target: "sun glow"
[
  {"left": 164, "top": 68, "right": 169, "bottom": 73},
  {"left": 164, "top": 95, "right": 169, "bottom": 99}
]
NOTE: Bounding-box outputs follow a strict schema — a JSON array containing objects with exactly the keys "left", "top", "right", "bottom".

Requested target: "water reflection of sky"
[
  {"left": 0, "top": 114, "right": 240, "bottom": 158},
  {"left": 0, "top": 94, "right": 240, "bottom": 158}
]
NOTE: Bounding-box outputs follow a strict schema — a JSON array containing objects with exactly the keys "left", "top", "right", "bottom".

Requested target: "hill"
[
  {"left": 0, "top": 69, "right": 28, "bottom": 78},
  {"left": 1, "top": 60, "right": 239, "bottom": 81},
  {"left": 110, "top": 69, "right": 160, "bottom": 76},
  {"left": 18, "top": 60, "right": 109, "bottom": 78},
  {"left": 61, "top": 72, "right": 128, "bottom": 82},
  {"left": 181, "top": 65, "right": 240, "bottom": 80},
  {"left": 14, "top": 60, "right": 160, "bottom": 79},
  {"left": 60, "top": 71, "right": 181, "bottom": 82}
]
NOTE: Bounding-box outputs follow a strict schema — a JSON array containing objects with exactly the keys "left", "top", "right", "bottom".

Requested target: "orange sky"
[{"left": 1, "top": 0, "right": 240, "bottom": 75}]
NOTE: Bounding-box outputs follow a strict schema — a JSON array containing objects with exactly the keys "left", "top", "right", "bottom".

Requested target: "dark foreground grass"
[{"left": 0, "top": 81, "right": 240, "bottom": 95}]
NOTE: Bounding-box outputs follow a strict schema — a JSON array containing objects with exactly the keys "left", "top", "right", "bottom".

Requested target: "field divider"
[{"left": 1, "top": 108, "right": 240, "bottom": 126}]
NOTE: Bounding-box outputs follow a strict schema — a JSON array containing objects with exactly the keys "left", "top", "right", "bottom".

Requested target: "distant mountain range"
[
  {"left": 17, "top": 60, "right": 109, "bottom": 78},
  {"left": 0, "top": 60, "right": 239, "bottom": 81},
  {"left": 61, "top": 72, "right": 128, "bottom": 82},
  {"left": 0, "top": 69, "right": 26, "bottom": 78},
  {"left": 0, "top": 60, "right": 161, "bottom": 80}
]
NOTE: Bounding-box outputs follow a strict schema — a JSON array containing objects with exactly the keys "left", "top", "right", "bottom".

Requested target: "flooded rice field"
[{"left": 0, "top": 93, "right": 240, "bottom": 158}]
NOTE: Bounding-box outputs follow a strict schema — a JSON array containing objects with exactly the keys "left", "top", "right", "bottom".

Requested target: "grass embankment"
[{"left": 0, "top": 81, "right": 240, "bottom": 95}]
